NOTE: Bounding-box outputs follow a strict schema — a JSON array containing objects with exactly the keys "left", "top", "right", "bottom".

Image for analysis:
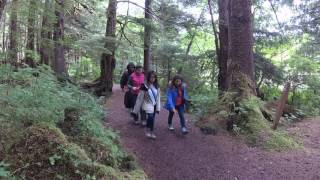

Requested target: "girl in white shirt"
[{"left": 132, "top": 71, "right": 161, "bottom": 139}]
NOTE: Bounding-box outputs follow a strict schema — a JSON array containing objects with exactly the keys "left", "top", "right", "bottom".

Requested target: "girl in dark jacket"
[
  {"left": 120, "top": 62, "right": 135, "bottom": 109},
  {"left": 165, "top": 75, "right": 189, "bottom": 134}
]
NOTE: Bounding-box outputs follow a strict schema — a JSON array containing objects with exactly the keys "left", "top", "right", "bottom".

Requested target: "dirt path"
[{"left": 105, "top": 85, "right": 320, "bottom": 180}]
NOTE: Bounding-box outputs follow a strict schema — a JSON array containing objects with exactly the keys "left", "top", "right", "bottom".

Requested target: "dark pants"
[
  {"left": 168, "top": 105, "right": 186, "bottom": 128},
  {"left": 133, "top": 108, "right": 146, "bottom": 121},
  {"left": 146, "top": 112, "right": 156, "bottom": 131}
]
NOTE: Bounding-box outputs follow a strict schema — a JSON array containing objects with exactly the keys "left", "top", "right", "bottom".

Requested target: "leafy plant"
[{"left": 0, "top": 161, "right": 10, "bottom": 178}]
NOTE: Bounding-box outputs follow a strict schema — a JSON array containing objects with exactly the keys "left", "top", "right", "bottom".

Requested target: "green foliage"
[
  {"left": 235, "top": 97, "right": 300, "bottom": 150},
  {"left": 189, "top": 90, "right": 219, "bottom": 117},
  {"left": 0, "top": 65, "right": 146, "bottom": 179},
  {"left": 260, "top": 85, "right": 281, "bottom": 101},
  {"left": 235, "top": 97, "right": 270, "bottom": 144},
  {"left": 0, "top": 161, "right": 11, "bottom": 178},
  {"left": 288, "top": 90, "right": 320, "bottom": 116},
  {"left": 264, "top": 131, "right": 301, "bottom": 151}
]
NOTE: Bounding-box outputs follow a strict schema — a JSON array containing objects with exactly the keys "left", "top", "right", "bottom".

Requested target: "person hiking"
[
  {"left": 120, "top": 62, "right": 135, "bottom": 109},
  {"left": 132, "top": 71, "right": 161, "bottom": 139},
  {"left": 120, "top": 62, "right": 135, "bottom": 91},
  {"left": 165, "top": 74, "right": 190, "bottom": 134},
  {"left": 128, "top": 64, "right": 146, "bottom": 125}
]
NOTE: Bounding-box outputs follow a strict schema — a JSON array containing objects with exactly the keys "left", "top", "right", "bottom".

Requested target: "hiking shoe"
[
  {"left": 150, "top": 133, "right": 156, "bottom": 139},
  {"left": 145, "top": 132, "right": 152, "bottom": 138},
  {"left": 182, "top": 127, "right": 189, "bottom": 135},
  {"left": 141, "top": 121, "right": 147, "bottom": 127},
  {"left": 168, "top": 124, "right": 174, "bottom": 131}
]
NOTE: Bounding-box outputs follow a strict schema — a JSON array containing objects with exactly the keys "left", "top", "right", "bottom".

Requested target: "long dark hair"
[
  {"left": 146, "top": 71, "right": 159, "bottom": 88},
  {"left": 171, "top": 74, "right": 183, "bottom": 87}
]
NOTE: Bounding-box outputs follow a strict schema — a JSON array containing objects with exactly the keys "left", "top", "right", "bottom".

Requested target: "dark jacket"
[{"left": 120, "top": 71, "right": 132, "bottom": 89}]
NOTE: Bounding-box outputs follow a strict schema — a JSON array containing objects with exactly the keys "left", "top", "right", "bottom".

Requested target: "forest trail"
[{"left": 105, "top": 85, "right": 320, "bottom": 180}]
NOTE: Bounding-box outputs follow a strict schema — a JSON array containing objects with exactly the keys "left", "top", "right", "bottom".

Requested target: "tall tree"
[
  {"left": 228, "top": 0, "right": 256, "bottom": 95},
  {"left": 8, "top": 0, "right": 18, "bottom": 63},
  {"left": 144, "top": 0, "right": 152, "bottom": 73},
  {"left": 100, "top": 0, "right": 117, "bottom": 95},
  {"left": 25, "top": 0, "right": 37, "bottom": 67},
  {"left": 40, "top": 0, "right": 53, "bottom": 65},
  {"left": 0, "top": 0, "right": 6, "bottom": 21},
  {"left": 53, "top": 0, "right": 66, "bottom": 76},
  {"left": 217, "top": 0, "right": 229, "bottom": 92}
]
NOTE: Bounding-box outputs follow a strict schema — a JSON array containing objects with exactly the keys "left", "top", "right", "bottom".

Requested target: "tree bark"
[
  {"left": 144, "top": 0, "right": 152, "bottom": 73},
  {"left": 40, "top": 0, "right": 53, "bottom": 65},
  {"left": 8, "top": 0, "right": 18, "bottom": 64},
  {"left": 53, "top": 0, "right": 66, "bottom": 76},
  {"left": 100, "top": 0, "right": 117, "bottom": 96},
  {"left": 217, "top": 0, "right": 229, "bottom": 92},
  {"left": 228, "top": 0, "right": 256, "bottom": 96},
  {"left": 273, "top": 82, "right": 291, "bottom": 130},
  {"left": 0, "top": 0, "right": 6, "bottom": 21},
  {"left": 1, "top": 5, "right": 6, "bottom": 53},
  {"left": 25, "top": 0, "right": 37, "bottom": 67}
]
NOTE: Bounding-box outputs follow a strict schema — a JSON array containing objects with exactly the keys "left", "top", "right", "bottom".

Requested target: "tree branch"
[{"left": 117, "top": 0, "right": 162, "bottom": 22}]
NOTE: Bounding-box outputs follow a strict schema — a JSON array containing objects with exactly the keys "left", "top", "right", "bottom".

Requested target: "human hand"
[
  {"left": 132, "top": 87, "right": 138, "bottom": 91},
  {"left": 171, "top": 109, "right": 177, "bottom": 114}
]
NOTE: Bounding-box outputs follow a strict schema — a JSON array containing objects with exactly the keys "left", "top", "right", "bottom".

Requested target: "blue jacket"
[{"left": 165, "top": 84, "right": 188, "bottom": 111}]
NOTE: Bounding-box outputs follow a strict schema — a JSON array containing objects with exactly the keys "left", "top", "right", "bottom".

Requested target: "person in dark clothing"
[
  {"left": 120, "top": 62, "right": 135, "bottom": 91},
  {"left": 120, "top": 62, "right": 135, "bottom": 109}
]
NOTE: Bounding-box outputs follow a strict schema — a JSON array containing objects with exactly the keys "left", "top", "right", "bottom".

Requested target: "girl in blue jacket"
[{"left": 165, "top": 75, "right": 189, "bottom": 134}]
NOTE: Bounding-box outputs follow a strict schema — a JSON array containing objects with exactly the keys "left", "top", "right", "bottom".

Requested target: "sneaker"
[
  {"left": 141, "top": 121, "right": 147, "bottom": 126},
  {"left": 145, "top": 132, "right": 152, "bottom": 138},
  {"left": 182, "top": 127, "right": 189, "bottom": 135},
  {"left": 150, "top": 133, "right": 156, "bottom": 139},
  {"left": 168, "top": 124, "right": 174, "bottom": 131}
]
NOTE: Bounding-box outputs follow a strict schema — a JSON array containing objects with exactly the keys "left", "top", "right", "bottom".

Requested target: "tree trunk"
[
  {"left": 144, "top": 0, "right": 152, "bottom": 73},
  {"left": 273, "top": 82, "right": 291, "bottom": 130},
  {"left": 100, "top": 0, "right": 117, "bottom": 96},
  {"left": 217, "top": 0, "right": 229, "bottom": 92},
  {"left": 228, "top": 0, "right": 256, "bottom": 96},
  {"left": 0, "top": 0, "right": 7, "bottom": 21},
  {"left": 40, "top": 0, "right": 53, "bottom": 65},
  {"left": 8, "top": 0, "right": 18, "bottom": 64},
  {"left": 25, "top": 0, "right": 37, "bottom": 68},
  {"left": 185, "top": 32, "right": 195, "bottom": 57},
  {"left": 53, "top": 0, "right": 66, "bottom": 76},
  {"left": 1, "top": 5, "right": 6, "bottom": 53}
]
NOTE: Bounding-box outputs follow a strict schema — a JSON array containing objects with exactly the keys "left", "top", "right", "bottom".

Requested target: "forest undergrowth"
[{"left": 0, "top": 64, "right": 146, "bottom": 179}]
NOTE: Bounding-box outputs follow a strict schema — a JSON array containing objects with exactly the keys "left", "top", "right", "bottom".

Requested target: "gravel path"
[{"left": 105, "top": 85, "right": 320, "bottom": 180}]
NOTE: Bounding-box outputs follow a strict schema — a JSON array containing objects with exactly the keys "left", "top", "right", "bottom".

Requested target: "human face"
[
  {"left": 174, "top": 79, "right": 182, "bottom": 87},
  {"left": 136, "top": 67, "right": 143, "bottom": 74},
  {"left": 128, "top": 66, "right": 134, "bottom": 72},
  {"left": 149, "top": 74, "right": 156, "bottom": 83}
]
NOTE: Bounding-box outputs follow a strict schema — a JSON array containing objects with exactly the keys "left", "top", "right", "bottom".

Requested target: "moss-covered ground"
[{"left": 0, "top": 65, "right": 147, "bottom": 179}]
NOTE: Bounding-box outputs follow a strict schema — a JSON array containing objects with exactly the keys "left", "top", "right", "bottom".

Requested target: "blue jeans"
[
  {"left": 147, "top": 112, "right": 156, "bottom": 131},
  {"left": 168, "top": 105, "right": 186, "bottom": 128}
]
